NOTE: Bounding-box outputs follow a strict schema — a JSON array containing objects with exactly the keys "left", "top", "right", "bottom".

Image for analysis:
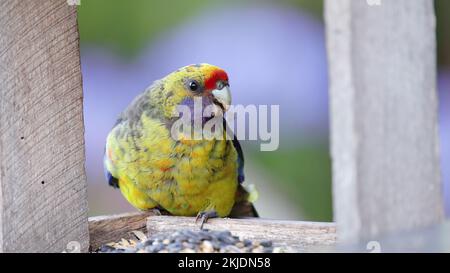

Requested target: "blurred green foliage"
[
  {"left": 435, "top": 0, "right": 450, "bottom": 66},
  {"left": 283, "top": 0, "right": 323, "bottom": 17},
  {"left": 79, "top": 0, "right": 449, "bottom": 67},
  {"left": 78, "top": 0, "right": 211, "bottom": 57},
  {"left": 249, "top": 142, "right": 332, "bottom": 221},
  {"left": 78, "top": 0, "right": 323, "bottom": 58}
]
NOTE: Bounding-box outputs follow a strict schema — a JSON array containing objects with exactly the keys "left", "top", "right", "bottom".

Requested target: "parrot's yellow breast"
[{"left": 104, "top": 114, "right": 238, "bottom": 217}]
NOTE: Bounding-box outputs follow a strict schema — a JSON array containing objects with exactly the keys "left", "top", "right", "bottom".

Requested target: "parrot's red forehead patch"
[{"left": 204, "top": 69, "right": 229, "bottom": 91}]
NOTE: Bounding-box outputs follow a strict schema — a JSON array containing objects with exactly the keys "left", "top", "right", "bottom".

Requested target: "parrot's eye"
[{"left": 188, "top": 80, "right": 199, "bottom": 92}]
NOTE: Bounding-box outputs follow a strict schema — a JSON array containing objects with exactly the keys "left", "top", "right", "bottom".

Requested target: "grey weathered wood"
[
  {"left": 325, "top": 0, "right": 443, "bottom": 243},
  {"left": 89, "top": 212, "right": 336, "bottom": 252},
  {"left": 0, "top": 0, "right": 89, "bottom": 252},
  {"left": 342, "top": 221, "right": 450, "bottom": 252},
  {"left": 88, "top": 211, "right": 159, "bottom": 251},
  {"left": 147, "top": 216, "right": 336, "bottom": 252}
]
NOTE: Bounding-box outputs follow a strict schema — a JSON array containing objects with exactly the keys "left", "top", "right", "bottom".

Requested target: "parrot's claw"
[{"left": 195, "top": 210, "right": 218, "bottom": 230}]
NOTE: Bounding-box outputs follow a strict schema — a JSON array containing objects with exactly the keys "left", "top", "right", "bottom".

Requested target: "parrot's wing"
[
  {"left": 114, "top": 86, "right": 155, "bottom": 127},
  {"left": 233, "top": 133, "right": 245, "bottom": 184},
  {"left": 104, "top": 83, "right": 161, "bottom": 190},
  {"left": 223, "top": 118, "right": 259, "bottom": 217},
  {"left": 223, "top": 118, "right": 245, "bottom": 184}
]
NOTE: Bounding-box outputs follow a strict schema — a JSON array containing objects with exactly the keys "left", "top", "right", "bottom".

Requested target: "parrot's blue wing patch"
[
  {"left": 104, "top": 154, "right": 119, "bottom": 189},
  {"left": 105, "top": 170, "right": 119, "bottom": 189},
  {"left": 224, "top": 118, "right": 245, "bottom": 184},
  {"left": 233, "top": 136, "right": 245, "bottom": 184}
]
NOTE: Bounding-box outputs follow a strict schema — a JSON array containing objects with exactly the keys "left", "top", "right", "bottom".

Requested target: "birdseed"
[{"left": 96, "top": 229, "right": 285, "bottom": 253}]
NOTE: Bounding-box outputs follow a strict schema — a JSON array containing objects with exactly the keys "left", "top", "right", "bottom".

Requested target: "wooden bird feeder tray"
[{"left": 88, "top": 212, "right": 337, "bottom": 252}]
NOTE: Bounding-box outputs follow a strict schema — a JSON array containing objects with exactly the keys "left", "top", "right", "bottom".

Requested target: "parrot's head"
[{"left": 153, "top": 63, "right": 232, "bottom": 119}]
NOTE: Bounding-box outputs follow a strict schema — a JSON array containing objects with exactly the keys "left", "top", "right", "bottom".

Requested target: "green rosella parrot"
[{"left": 104, "top": 64, "right": 258, "bottom": 227}]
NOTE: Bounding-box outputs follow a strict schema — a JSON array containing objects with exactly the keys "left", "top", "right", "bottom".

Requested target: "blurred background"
[{"left": 79, "top": 0, "right": 450, "bottom": 221}]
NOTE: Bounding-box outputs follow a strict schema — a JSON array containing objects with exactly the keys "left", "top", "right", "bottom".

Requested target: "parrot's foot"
[{"left": 195, "top": 210, "right": 218, "bottom": 230}]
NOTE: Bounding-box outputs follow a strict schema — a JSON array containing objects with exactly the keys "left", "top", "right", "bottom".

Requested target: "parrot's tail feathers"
[
  {"left": 229, "top": 184, "right": 259, "bottom": 218},
  {"left": 229, "top": 201, "right": 259, "bottom": 218},
  {"left": 250, "top": 203, "right": 259, "bottom": 217}
]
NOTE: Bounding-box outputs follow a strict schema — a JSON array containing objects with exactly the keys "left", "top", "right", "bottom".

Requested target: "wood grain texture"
[
  {"left": 147, "top": 216, "right": 336, "bottom": 252},
  {"left": 325, "top": 0, "right": 443, "bottom": 242},
  {"left": 0, "top": 0, "right": 88, "bottom": 252},
  {"left": 88, "top": 211, "right": 159, "bottom": 251},
  {"left": 88, "top": 213, "right": 336, "bottom": 252}
]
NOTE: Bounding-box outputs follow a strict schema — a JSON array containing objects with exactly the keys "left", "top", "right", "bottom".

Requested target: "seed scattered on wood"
[
  {"left": 260, "top": 240, "right": 273, "bottom": 247},
  {"left": 252, "top": 246, "right": 264, "bottom": 253},
  {"left": 96, "top": 229, "right": 283, "bottom": 253},
  {"left": 199, "top": 240, "right": 214, "bottom": 252}
]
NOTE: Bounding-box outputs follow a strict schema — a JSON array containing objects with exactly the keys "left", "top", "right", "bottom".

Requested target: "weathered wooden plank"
[
  {"left": 88, "top": 211, "right": 158, "bottom": 251},
  {"left": 89, "top": 213, "right": 336, "bottom": 252},
  {"left": 0, "top": 0, "right": 88, "bottom": 252},
  {"left": 325, "top": 0, "right": 443, "bottom": 243},
  {"left": 147, "top": 216, "right": 336, "bottom": 252}
]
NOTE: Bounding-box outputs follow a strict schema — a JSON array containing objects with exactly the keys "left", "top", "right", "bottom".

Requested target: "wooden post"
[
  {"left": 0, "top": 0, "right": 89, "bottom": 252},
  {"left": 325, "top": 0, "right": 444, "bottom": 243}
]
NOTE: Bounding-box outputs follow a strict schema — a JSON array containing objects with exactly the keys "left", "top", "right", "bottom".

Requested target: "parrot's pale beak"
[{"left": 212, "top": 85, "right": 231, "bottom": 112}]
